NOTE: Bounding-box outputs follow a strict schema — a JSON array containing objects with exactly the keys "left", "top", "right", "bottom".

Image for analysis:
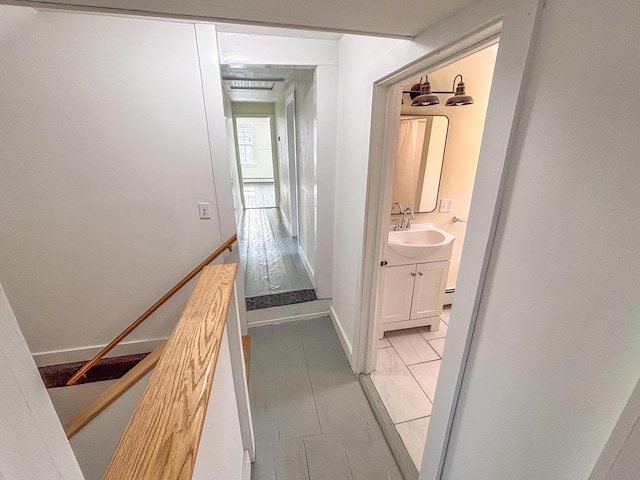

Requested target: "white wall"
[
  {"left": 0, "top": 279, "right": 84, "bottom": 480},
  {"left": 218, "top": 31, "right": 338, "bottom": 298},
  {"left": 193, "top": 327, "right": 245, "bottom": 480},
  {"left": 293, "top": 68, "right": 318, "bottom": 284},
  {"left": 331, "top": 35, "right": 404, "bottom": 356},
  {"left": 217, "top": 31, "right": 338, "bottom": 67},
  {"left": 315, "top": 64, "right": 339, "bottom": 299},
  {"left": 70, "top": 372, "right": 152, "bottom": 480},
  {"left": 224, "top": 97, "right": 244, "bottom": 221},
  {"left": 440, "top": 0, "right": 640, "bottom": 478},
  {"left": 332, "top": 0, "right": 640, "bottom": 478},
  {"left": 274, "top": 96, "right": 292, "bottom": 229},
  {"left": 0, "top": 7, "right": 226, "bottom": 360}
]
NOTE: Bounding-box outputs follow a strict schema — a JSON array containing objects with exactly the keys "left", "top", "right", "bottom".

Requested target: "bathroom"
[{"left": 370, "top": 42, "right": 499, "bottom": 472}]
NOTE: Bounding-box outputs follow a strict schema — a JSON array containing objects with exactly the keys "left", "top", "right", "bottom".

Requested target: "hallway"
[
  {"left": 244, "top": 182, "right": 276, "bottom": 209},
  {"left": 239, "top": 208, "right": 315, "bottom": 309},
  {"left": 249, "top": 317, "right": 403, "bottom": 480}
]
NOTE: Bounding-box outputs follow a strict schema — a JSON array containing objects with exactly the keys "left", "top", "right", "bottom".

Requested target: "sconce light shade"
[
  {"left": 408, "top": 83, "right": 422, "bottom": 100},
  {"left": 445, "top": 75, "right": 474, "bottom": 106},
  {"left": 411, "top": 77, "right": 440, "bottom": 106},
  {"left": 403, "top": 73, "right": 473, "bottom": 107}
]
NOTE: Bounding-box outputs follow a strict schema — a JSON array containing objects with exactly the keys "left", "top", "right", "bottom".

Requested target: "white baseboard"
[
  {"left": 247, "top": 299, "right": 330, "bottom": 328},
  {"left": 329, "top": 306, "right": 352, "bottom": 361},
  {"left": 297, "top": 245, "right": 315, "bottom": 286},
  {"left": 242, "top": 449, "right": 251, "bottom": 480},
  {"left": 278, "top": 207, "right": 292, "bottom": 235},
  {"left": 243, "top": 178, "right": 274, "bottom": 183},
  {"left": 32, "top": 337, "right": 168, "bottom": 367}
]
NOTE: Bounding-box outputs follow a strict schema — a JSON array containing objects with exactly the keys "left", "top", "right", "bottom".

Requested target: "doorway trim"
[
  {"left": 353, "top": 2, "right": 543, "bottom": 478},
  {"left": 284, "top": 91, "right": 299, "bottom": 237}
]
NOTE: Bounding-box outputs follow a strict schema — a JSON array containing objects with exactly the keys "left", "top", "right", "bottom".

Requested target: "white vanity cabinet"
[{"left": 380, "top": 260, "right": 449, "bottom": 337}]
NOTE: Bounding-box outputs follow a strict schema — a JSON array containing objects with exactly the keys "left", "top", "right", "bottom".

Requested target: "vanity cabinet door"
[
  {"left": 410, "top": 261, "right": 449, "bottom": 320},
  {"left": 381, "top": 264, "right": 415, "bottom": 324}
]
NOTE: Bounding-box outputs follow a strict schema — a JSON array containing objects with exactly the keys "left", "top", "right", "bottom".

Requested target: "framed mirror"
[{"left": 392, "top": 115, "right": 448, "bottom": 213}]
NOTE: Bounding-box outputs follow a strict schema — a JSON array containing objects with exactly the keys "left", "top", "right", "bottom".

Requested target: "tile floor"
[{"left": 370, "top": 306, "right": 450, "bottom": 470}]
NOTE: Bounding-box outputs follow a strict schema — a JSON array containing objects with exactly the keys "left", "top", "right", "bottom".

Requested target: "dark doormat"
[{"left": 246, "top": 289, "right": 317, "bottom": 311}]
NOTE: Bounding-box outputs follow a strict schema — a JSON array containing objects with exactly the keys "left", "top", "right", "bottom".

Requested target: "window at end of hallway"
[{"left": 238, "top": 124, "right": 256, "bottom": 167}]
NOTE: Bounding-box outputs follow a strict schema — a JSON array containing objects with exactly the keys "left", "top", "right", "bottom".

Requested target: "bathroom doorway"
[
  {"left": 369, "top": 43, "right": 499, "bottom": 472},
  {"left": 352, "top": 3, "right": 543, "bottom": 473}
]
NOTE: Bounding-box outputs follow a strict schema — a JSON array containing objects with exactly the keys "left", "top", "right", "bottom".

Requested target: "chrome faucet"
[
  {"left": 391, "top": 201, "right": 404, "bottom": 216},
  {"left": 401, "top": 207, "right": 415, "bottom": 229}
]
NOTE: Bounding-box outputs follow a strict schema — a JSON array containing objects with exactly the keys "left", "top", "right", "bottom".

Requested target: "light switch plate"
[
  {"left": 198, "top": 202, "right": 211, "bottom": 219},
  {"left": 440, "top": 198, "right": 453, "bottom": 213}
]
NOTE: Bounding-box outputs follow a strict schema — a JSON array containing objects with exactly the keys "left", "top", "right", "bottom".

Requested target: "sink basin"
[{"left": 387, "top": 223, "right": 456, "bottom": 264}]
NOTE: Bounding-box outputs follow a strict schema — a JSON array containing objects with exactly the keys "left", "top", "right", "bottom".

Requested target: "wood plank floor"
[
  {"left": 249, "top": 317, "right": 403, "bottom": 480},
  {"left": 239, "top": 208, "right": 314, "bottom": 298},
  {"left": 244, "top": 182, "right": 276, "bottom": 209}
]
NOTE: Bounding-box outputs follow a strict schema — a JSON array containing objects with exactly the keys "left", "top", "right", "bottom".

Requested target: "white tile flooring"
[{"left": 370, "top": 306, "right": 450, "bottom": 470}]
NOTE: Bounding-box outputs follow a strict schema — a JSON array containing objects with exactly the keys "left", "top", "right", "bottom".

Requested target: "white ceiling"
[{"left": 14, "top": 0, "right": 480, "bottom": 38}]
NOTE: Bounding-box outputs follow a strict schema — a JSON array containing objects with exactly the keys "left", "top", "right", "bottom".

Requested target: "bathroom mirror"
[{"left": 392, "top": 115, "right": 448, "bottom": 213}]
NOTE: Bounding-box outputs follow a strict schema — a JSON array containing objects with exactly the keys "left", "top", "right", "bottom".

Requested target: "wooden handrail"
[
  {"left": 64, "top": 341, "right": 166, "bottom": 439},
  {"left": 103, "top": 264, "right": 237, "bottom": 479},
  {"left": 66, "top": 234, "right": 237, "bottom": 386}
]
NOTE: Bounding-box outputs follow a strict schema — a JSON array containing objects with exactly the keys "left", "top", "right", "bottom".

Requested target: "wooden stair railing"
[
  {"left": 66, "top": 234, "right": 237, "bottom": 386},
  {"left": 65, "top": 335, "right": 252, "bottom": 439},
  {"left": 64, "top": 341, "right": 166, "bottom": 438},
  {"left": 103, "top": 264, "right": 237, "bottom": 479}
]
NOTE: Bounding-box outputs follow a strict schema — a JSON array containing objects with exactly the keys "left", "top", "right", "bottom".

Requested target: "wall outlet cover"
[{"left": 440, "top": 198, "right": 453, "bottom": 213}]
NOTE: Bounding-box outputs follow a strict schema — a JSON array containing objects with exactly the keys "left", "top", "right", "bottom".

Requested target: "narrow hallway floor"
[
  {"left": 244, "top": 182, "right": 276, "bottom": 209},
  {"left": 239, "top": 208, "right": 314, "bottom": 299},
  {"left": 249, "top": 317, "right": 403, "bottom": 480}
]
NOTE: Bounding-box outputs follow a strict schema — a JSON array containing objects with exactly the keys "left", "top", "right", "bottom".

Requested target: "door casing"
[{"left": 353, "top": 3, "right": 544, "bottom": 477}]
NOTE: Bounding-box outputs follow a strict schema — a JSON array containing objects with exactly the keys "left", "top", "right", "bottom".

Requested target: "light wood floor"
[
  {"left": 239, "top": 208, "right": 313, "bottom": 298},
  {"left": 244, "top": 182, "right": 276, "bottom": 209},
  {"left": 249, "top": 317, "right": 403, "bottom": 480}
]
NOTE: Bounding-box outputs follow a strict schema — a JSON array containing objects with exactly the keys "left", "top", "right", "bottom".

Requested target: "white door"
[
  {"left": 285, "top": 93, "right": 299, "bottom": 237},
  {"left": 410, "top": 261, "right": 449, "bottom": 319},
  {"left": 381, "top": 264, "right": 415, "bottom": 324}
]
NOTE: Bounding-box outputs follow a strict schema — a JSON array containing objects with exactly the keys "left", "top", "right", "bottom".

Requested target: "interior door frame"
[
  {"left": 353, "top": 3, "right": 544, "bottom": 478},
  {"left": 284, "top": 91, "right": 299, "bottom": 238},
  {"left": 232, "top": 113, "right": 280, "bottom": 209}
]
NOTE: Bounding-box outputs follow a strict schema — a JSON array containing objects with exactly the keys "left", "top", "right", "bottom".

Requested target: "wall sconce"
[{"left": 403, "top": 74, "right": 474, "bottom": 107}]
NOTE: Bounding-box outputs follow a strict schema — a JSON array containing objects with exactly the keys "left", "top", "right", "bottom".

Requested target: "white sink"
[{"left": 387, "top": 223, "right": 456, "bottom": 265}]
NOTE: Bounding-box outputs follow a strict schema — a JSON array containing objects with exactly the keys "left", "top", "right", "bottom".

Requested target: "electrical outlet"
[
  {"left": 198, "top": 202, "right": 211, "bottom": 219},
  {"left": 440, "top": 198, "right": 453, "bottom": 213}
]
